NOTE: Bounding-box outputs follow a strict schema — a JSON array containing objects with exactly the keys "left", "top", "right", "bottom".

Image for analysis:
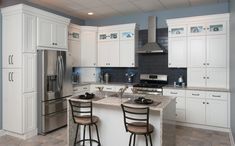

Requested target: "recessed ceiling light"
[{"left": 88, "top": 12, "right": 94, "bottom": 15}]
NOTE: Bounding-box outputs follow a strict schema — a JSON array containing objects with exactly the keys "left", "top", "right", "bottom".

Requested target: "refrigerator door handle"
[
  {"left": 56, "top": 56, "right": 61, "bottom": 91},
  {"left": 60, "top": 56, "right": 65, "bottom": 90}
]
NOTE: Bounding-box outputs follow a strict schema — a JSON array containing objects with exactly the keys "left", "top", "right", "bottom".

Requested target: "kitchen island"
[{"left": 67, "top": 92, "right": 176, "bottom": 146}]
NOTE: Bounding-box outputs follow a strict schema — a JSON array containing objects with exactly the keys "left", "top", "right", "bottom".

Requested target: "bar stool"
[
  {"left": 69, "top": 99, "right": 101, "bottom": 146},
  {"left": 121, "top": 104, "right": 154, "bottom": 146}
]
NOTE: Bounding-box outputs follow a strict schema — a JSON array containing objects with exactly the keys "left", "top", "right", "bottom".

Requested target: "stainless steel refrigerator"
[{"left": 37, "top": 50, "right": 73, "bottom": 135}]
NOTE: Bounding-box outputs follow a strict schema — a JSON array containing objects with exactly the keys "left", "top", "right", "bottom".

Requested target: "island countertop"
[{"left": 68, "top": 92, "right": 175, "bottom": 112}]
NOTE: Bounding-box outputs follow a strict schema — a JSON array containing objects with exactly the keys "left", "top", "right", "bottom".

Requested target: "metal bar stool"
[
  {"left": 69, "top": 99, "right": 101, "bottom": 146},
  {"left": 121, "top": 104, "right": 154, "bottom": 146}
]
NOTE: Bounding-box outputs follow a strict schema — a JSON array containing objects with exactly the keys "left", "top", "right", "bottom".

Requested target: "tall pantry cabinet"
[{"left": 2, "top": 6, "right": 37, "bottom": 137}]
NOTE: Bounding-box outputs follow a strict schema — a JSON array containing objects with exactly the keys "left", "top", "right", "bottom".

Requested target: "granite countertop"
[
  {"left": 73, "top": 82, "right": 136, "bottom": 87},
  {"left": 69, "top": 92, "right": 175, "bottom": 112},
  {"left": 163, "top": 85, "right": 230, "bottom": 92}
]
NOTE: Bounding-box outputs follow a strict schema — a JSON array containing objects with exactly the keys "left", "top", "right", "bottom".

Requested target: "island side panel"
[
  {"left": 162, "top": 98, "right": 176, "bottom": 146},
  {"left": 93, "top": 104, "right": 162, "bottom": 146}
]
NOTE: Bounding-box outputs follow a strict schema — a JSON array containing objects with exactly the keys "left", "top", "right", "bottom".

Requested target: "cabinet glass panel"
[
  {"left": 170, "top": 28, "right": 185, "bottom": 35},
  {"left": 209, "top": 24, "right": 223, "bottom": 33},
  {"left": 190, "top": 26, "right": 204, "bottom": 34},
  {"left": 99, "top": 34, "right": 107, "bottom": 40},
  {"left": 110, "top": 33, "right": 118, "bottom": 39},
  {"left": 71, "top": 33, "right": 79, "bottom": 39},
  {"left": 121, "top": 32, "right": 134, "bottom": 39}
]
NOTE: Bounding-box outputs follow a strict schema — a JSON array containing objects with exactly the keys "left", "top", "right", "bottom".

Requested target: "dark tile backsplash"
[{"left": 101, "top": 28, "right": 187, "bottom": 85}]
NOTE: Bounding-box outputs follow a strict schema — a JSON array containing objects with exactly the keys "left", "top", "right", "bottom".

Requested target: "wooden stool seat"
[
  {"left": 75, "top": 115, "right": 99, "bottom": 125},
  {"left": 127, "top": 122, "right": 154, "bottom": 134}
]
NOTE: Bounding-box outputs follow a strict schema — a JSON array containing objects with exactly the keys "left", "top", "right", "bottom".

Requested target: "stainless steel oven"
[{"left": 37, "top": 50, "right": 73, "bottom": 135}]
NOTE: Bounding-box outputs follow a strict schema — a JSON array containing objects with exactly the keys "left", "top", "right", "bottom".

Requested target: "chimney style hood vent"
[{"left": 137, "top": 16, "right": 167, "bottom": 54}]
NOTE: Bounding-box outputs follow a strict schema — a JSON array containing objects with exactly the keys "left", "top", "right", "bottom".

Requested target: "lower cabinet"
[{"left": 163, "top": 88, "right": 229, "bottom": 128}]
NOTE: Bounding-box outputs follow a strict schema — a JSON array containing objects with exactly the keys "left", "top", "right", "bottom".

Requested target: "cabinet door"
[
  {"left": 68, "top": 25, "right": 80, "bottom": 41},
  {"left": 187, "top": 68, "right": 206, "bottom": 87},
  {"left": 207, "top": 21, "right": 226, "bottom": 35},
  {"left": 23, "top": 13, "right": 36, "bottom": 53},
  {"left": 206, "top": 68, "right": 227, "bottom": 88},
  {"left": 120, "top": 30, "right": 135, "bottom": 40},
  {"left": 3, "top": 69, "right": 23, "bottom": 134},
  {"left": 37, "top": 18, "right": 53, "bottom": 48},
  {"left": 120, "top": 40, "right": 135, "bottom": 67},
  {"left": 68, "top": 40, "right": 81, "bottom": 67},
  {"left": 23, "top": 54, "right": 36, "bottom": 93},
  {"left": 2, "top": 14, "right": 22, "bottom": 68},
  {"left": 186, "top": 98, "right": 206, "bottom": 124},
  {"left": 55, "top": 23, "right": 68, "bottom": 50},
  {"left": 80, "top": 29, "right": 97, "bottom": 67},
  {"left": 23, "top": 92, "right": 37, "bottom": 132},
  {"left": 206, "top": 99, "right": 228, "bottom": 127},
  {"left": 188, "top": 23, "right": 206, "bottom": 36},
  {"left": 168, "top": 37, "right": 187, "bottom": 68},
  {"left": 168, "top": 25, "right": 187, "bottom": 37},
  {"left": 176, "top": 97, "right": 186, "bottom": 109},
  {"left": 206, "top": 35, "right": 227, "bottom": 68},
  {"left": 98, "top": 41, "right": 119, "bottom": 67},
  {"left": 188, "top": 36, "right": 206, "bottom": 67}
]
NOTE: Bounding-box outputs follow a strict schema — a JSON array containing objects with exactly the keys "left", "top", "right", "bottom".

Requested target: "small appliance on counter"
[
  {"left": 72, "top": 72, "right": 79, "bottom": 84},
  {"left": 104, "top": 73, "right": 110, "bottom": 83},
  {"left": 174, "top": 75, "right": 185, "bottom": 87}
]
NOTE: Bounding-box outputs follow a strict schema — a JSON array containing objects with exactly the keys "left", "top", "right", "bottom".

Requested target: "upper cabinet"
[
  {"left": 97, "top": 24, "right": 138, "bottom": 67},
  {"left": 168, "top": 25, "right": 187, "bottom": 37},
  {"left": 37, "top": 17, "right": 69, "bottom": 50}
]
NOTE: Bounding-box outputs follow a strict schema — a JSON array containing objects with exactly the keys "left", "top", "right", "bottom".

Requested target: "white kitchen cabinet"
[
  {"left": 2, "top": 13, "right": 23, "bottom": 68},
  {"left": 188, "top": 36, "right": 206, "bottom": 68},
  {"left": 168, "top": 37, "right": 187, "bottom": 68},
  {"left": 23, "top": 92, "right": 37, "bottom": 132},
  {"left": 187, "top": 68, "right": 206, "bottom": 87},
  {"left": 206, "top": 68, "right": 227, "bottom": 88},
  {"left": 168, "top": 25, "right": 187, "bottom": 37},
  {"left": 73, "top": 85, "right": 90, "bottom": 96},
  {"left": 188, "top": 23, "right": 206, "bottom": 36},
  {"left": 37, "top": 17, "right": 69, "bottom": 50},
  {"left": 206, "top": 99, "right": 228, "bottom": 127},
  {"left": 98, "top": 24, "right": 138, "bottom": 67},
  {"left": 68, "top": 24, "right": 81, "bottom": 67},
  {"left": 3, "top": 69, "right": 23, "bottom": 134},
  {"left": 23, "top": 54, "right": 37, "bottom": 93},
  {"left": 1, "top": 4, "right": 69, "bottom": 138},
  {"left": 207, "top": 21, "right": 227, "bottom": 35},
  {"left": 186, "top": 98, "right": 206, "bottom": 124},
  {"left": 207, "top": 35, "right": 227, "bottom": 68},
  {"left": 98, "top": 41, "right": 120, "bottom": 67},
  {"left": 80, "top": 26, "right": 97, "bottom": 67}
]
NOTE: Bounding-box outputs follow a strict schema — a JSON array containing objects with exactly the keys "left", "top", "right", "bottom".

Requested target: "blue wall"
[
  {"left": 230, "top": 0, "right": 235, "bottom": 139},
  {"left": 86, "top": 3, "right": 229, "bottom": 29}
]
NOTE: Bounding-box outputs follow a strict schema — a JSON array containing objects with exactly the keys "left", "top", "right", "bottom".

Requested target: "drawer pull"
[
  {"left": 73, "top": 89, "right": 78, "bottom": 91},
  {"left": 212, "top": 95, "right": 221, "bottom": 98},
  {"left": 170, "top": 92, "right": 178, "bottom": 94},
  {"left": 106, "top": 88, "right": 112, "bottom": 90},
  {"left": 192, "top": 94, "right": 200, "bottom": 96},
  {"left": 83, "top": 87, "right": 88, "bottom": 90}
]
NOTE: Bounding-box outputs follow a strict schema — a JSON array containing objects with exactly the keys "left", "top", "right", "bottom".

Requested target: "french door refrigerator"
[{"left": 37, "top": 50, "right": 73, "bottom": 134}]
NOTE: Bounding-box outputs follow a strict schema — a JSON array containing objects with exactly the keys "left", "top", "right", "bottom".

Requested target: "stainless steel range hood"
[{"left": 137, "top": 16, "right": 167, "bottom": 54}]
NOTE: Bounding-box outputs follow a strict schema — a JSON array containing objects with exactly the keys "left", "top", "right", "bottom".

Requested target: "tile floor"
[{"left": 0, "top": 126, "right": 231, "bottom": 146}]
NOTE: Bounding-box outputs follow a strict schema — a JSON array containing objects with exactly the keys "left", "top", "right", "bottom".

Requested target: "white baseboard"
[
  {"left": 229, "top": 131, "right": 235, "bottom": 146},
  {"left": 5, "top": 129, "right": 37, "bottom": 140},
  {"left": 176, "top": 122, "right": 230, "bottom": 132},
  {"left": 0, "top": 130, "right": 5, "bottom": 137}
]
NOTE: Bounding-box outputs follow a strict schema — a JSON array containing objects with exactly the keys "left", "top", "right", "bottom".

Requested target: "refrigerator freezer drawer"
[
  {"left": 42, "top": 110, "right": 67, "bottom": 134},
  {"left": 42, "top": 98, "right": 67, "bottom": 115}
]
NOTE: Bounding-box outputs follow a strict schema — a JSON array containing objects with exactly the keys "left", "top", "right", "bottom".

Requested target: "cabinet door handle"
[
  {"left": 203, "top": 77, "right": 206, "bottom": 79},
  {"left": 169, "top": 63, "right": 171, "bottom": 65},
  {"left": 203, "top": 102, "right": 205, "bottom": 104},
  {"left": 8, "top": 55, "right": 11, "bottom": 65},
  {"left": 106, "top": 88, "right": 112, "bottom": 90},
  {"left": 203, "top": 63, "right": 206, "bottom": 65},
  {"left": 73, "top": 89, "right": 78, "bottom": 91},
  {"left": 192, "top": 94, "right": 200, "bottom": 96},
  {"left": 93, "top": 63, "right": 96, "bottom": 66},
  {"left": 207, "top": 102, "right": 209, "bottom": 104},
  {"left": 207, "top": 63, "right": 210, "bottom": 66},
  {"left": 8, "top": 72, "right": 11, "bottom": 82},
  {"left": 170, "top": 92, "right": 178, "bottom": 94},
  {"left": 11, "top": 72, "right": 14, "bottom": 82},
  {"left": 207, "top": 77, "right": 209, "bottom": 79},
  {"left": 212, "top": 95, "right": 221, "bottom": 98},
  {"left": 11, "top": 55, "right": 13, "bottom": 64},
  {"left": 83, "top": 87, "right": 88, "bottom": 90}
]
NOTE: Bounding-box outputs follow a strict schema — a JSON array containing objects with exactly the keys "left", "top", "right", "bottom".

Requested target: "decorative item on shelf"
[
  {"left": 125, "top": 72, "right": 135, "bottom": 83},
  {"left": 177, "top": 75, "right": 184, "bottom": 86}
]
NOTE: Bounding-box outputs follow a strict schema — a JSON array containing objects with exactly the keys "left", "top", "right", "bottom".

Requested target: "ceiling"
[{"left": 26, "top": 0, "right": 228, "bottom": 20}]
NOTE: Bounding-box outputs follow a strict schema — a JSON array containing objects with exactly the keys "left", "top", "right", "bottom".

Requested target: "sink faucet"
[{"left": 118, "top": 85, "right": 128, "bottom": 98}]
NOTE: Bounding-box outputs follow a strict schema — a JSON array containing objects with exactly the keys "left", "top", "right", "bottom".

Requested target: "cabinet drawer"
[
  {"left": 176, "top": 109, "right": 186, "bottom": 122},
  {"left": 207, "top": 92, "right": 228, "bottom": 100},
  {"left": 163, "top": 89, "right": 185, "bottom": 97},
  {"left": 176, "top": 97, "right": 185, "bottom": 109},
  {"left": 73, "top": 85, "right": 90, "bottom": 93},
  {"left": 186, "top": 90, "right": 206, "bottom": 98}
]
